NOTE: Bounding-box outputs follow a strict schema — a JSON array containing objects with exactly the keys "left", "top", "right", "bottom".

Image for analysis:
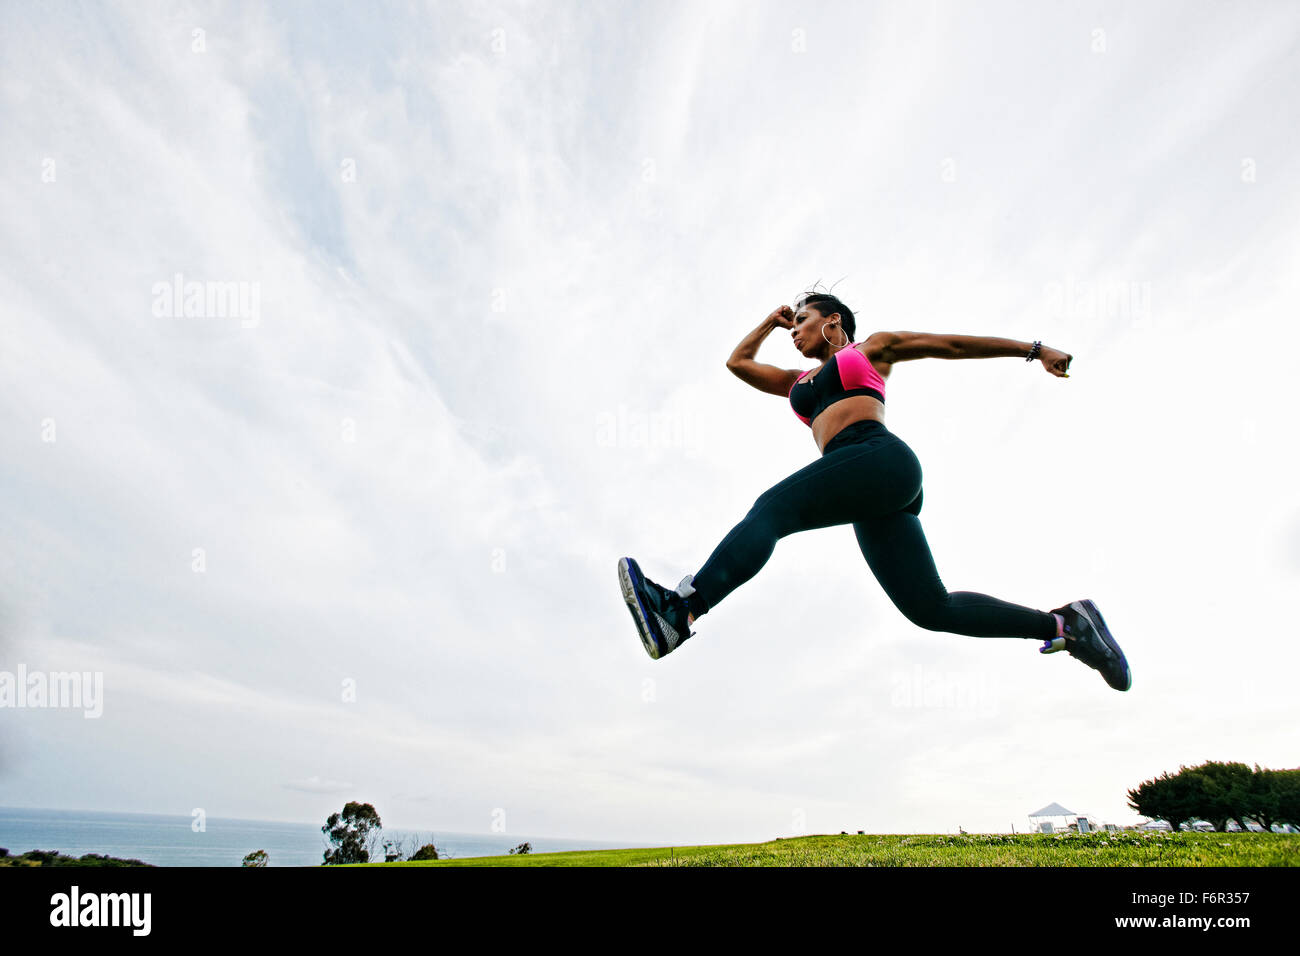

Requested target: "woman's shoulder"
[
  {"left": 846, "top": 339, "right": 877, "bottom": 361},
  {"left": 853, "top": 332, "right": 891, "bottom": 356},
  {"left": 850, "top": 337, "right": 891, "bottom": 380}
]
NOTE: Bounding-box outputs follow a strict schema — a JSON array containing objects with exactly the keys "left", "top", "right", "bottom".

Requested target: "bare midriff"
[{"left": 810, "top": 396, "right": 886, "bottom": 454}]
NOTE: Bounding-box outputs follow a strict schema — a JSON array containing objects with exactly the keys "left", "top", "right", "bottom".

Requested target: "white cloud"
[{"left": 2, "top": 0, "right": 1298, "bottom": 846}]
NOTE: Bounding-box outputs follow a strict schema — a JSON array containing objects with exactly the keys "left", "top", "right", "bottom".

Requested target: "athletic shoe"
[
  {"left": 618, "top": 557, "right": 696, "bottom": 660},
  {"left": 1040, "top": 599, "right": 1131, "bottom": 692}
]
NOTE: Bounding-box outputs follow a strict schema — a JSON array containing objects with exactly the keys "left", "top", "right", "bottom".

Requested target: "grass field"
[{"left": 373, "top": 832, "right": 1298, "bottom": 867}]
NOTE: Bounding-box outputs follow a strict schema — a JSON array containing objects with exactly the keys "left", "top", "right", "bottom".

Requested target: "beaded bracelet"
[{"left": 1025, "top": 340, "right": 1042, "bottom": 362}]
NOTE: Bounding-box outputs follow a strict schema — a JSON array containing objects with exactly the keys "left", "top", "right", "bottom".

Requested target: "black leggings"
[{"left": 689, "top": 420, "right": 1058, "bottom": 640}]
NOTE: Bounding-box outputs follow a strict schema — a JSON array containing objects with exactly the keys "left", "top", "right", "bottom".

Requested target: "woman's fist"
[
  {"left": 768, "top": 305, "right": 795, "bottom": 329},
  {"left": 1041, "top": 346, "right": 1072, "bottom": 377}
]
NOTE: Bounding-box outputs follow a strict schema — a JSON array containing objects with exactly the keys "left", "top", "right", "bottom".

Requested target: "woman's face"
[{"left": 791, "top": 305, "right": 840, "bottom": 355}]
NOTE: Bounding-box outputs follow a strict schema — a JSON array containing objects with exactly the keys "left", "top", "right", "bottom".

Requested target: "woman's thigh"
[
  {"left": 852, "top": 509, "right": 950, "bottom": 621},
  {"left": 751, "top": 433, "right": 924, "bottom": 534}
]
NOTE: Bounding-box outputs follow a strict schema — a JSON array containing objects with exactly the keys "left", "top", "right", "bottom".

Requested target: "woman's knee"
[
  {"left": 750, "top": 484, "right": 795, "bottom": 521},
  {"left": 901, "top": 604, "right": 949, "bottom": 632},
  {"left": 743, "top": 494, "right": 809, "bottom": 545},
  {"left": 891, "top": 589, "right": 952, "bottom": 632},
  {"left": 743, "top": 498, "right": 790, "bottom": 540}
]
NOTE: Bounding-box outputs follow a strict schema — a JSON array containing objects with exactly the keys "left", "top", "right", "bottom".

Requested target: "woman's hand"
[
  {"left": 767, "top": 305, "right": 795, "bottom": 329},
  {"left": 1041, "top": 346, "right": 1072, "bottom": 377}
]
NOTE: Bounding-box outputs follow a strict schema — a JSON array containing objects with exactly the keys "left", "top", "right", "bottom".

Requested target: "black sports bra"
[{"left": 788, "top": 344, "right": 887, "bottom": 427}]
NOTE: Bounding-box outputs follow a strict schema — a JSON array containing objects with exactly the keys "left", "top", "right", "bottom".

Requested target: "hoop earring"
[{"left": 821, "top": 323, "right": 849, "bottom": 349}]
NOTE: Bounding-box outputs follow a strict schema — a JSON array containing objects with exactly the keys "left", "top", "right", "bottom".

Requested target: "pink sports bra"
[{"left": 788, "top": 344, "right": 887, "bottom": 427}]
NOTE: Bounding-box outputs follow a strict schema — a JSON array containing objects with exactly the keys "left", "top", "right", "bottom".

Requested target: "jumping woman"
[{"left": 618, "top": 288, "right": 1131, "bottom": 692}]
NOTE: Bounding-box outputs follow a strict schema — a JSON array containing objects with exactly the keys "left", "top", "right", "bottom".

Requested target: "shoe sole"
[
  {"left": 618, "top": 558, "right": 664, "bottom": 660},
  {"left": 1074, "top": 599, "right": 1131, "bottom": 692}
]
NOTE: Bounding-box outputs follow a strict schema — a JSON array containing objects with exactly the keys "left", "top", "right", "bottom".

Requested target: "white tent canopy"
[{"left": 1028, "top": 802, "right": 1099, "bottom": 833}]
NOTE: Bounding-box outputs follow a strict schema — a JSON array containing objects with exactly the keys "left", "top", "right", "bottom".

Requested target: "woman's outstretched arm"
[{"left": 866, "top": 331, "right": 1072, "bottom": 376}]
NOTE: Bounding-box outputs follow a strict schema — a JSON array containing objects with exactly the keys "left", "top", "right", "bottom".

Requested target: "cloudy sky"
[{"left": 1, "top": 0, "right": 1297, "bottom": 846}]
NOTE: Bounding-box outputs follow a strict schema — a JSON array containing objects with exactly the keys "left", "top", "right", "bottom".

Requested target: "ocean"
[{"left": 0, "top": 806, "right": 657, "bottom": 867}]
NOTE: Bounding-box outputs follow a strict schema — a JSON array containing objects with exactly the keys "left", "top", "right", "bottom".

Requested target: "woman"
[{"left": 618, "top": 290, "right": 1131, "bottom": 691}]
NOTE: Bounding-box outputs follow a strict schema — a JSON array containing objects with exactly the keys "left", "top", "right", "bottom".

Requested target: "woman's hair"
[{"left": 793, "top": 289, "right": 856, "bottom": 342}]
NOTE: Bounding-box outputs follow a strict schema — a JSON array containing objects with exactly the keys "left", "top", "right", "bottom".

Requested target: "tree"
[
  {"left": 242, "top": 849, "right": 269, "bottom": 867},
  {"left": 322, "top": 802, "right": 383, "bottom": 865},
  {"left": 1132, "top": 762, "right": 1300, "bottom": 833},
  {"left": 1165, "top": 768, "right": 1214, "bottom": 830},
  {"left": 509, "top": 841, "right": 532, "bottom": 855},
  {"left": 364, "top": 831, "right": 448, "bottom": 863},
  {"left": 1246, "top": 764, "right": 1281, "bottom": 832},
  {"left": 1129, "top": 771, "right": 1177, "bottom": 829},
  {"left": 1275, "top": 769, "right": 1300, "bottom": 829},
  {"left": 1128, "top": 767, "right": 1210, "bottom": 831},
  {"left": 1191, "top": 761, "right": 1253, "bottom": 831},
  {"left": 402, "top": 832, "right": 446, "bottom": 861}
]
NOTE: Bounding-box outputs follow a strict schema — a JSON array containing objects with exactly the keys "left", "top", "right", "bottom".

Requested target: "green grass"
[{"left": 371, "top": 832, "right": 1298, "bottom": 867}]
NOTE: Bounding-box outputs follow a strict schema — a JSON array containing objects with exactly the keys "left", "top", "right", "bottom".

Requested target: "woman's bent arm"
[
  {"left": 727, "top": 311, "right": 783, "bottom": 365},
  {"left": 727, "top": 310, "right": 801, "bottom": 396}
]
